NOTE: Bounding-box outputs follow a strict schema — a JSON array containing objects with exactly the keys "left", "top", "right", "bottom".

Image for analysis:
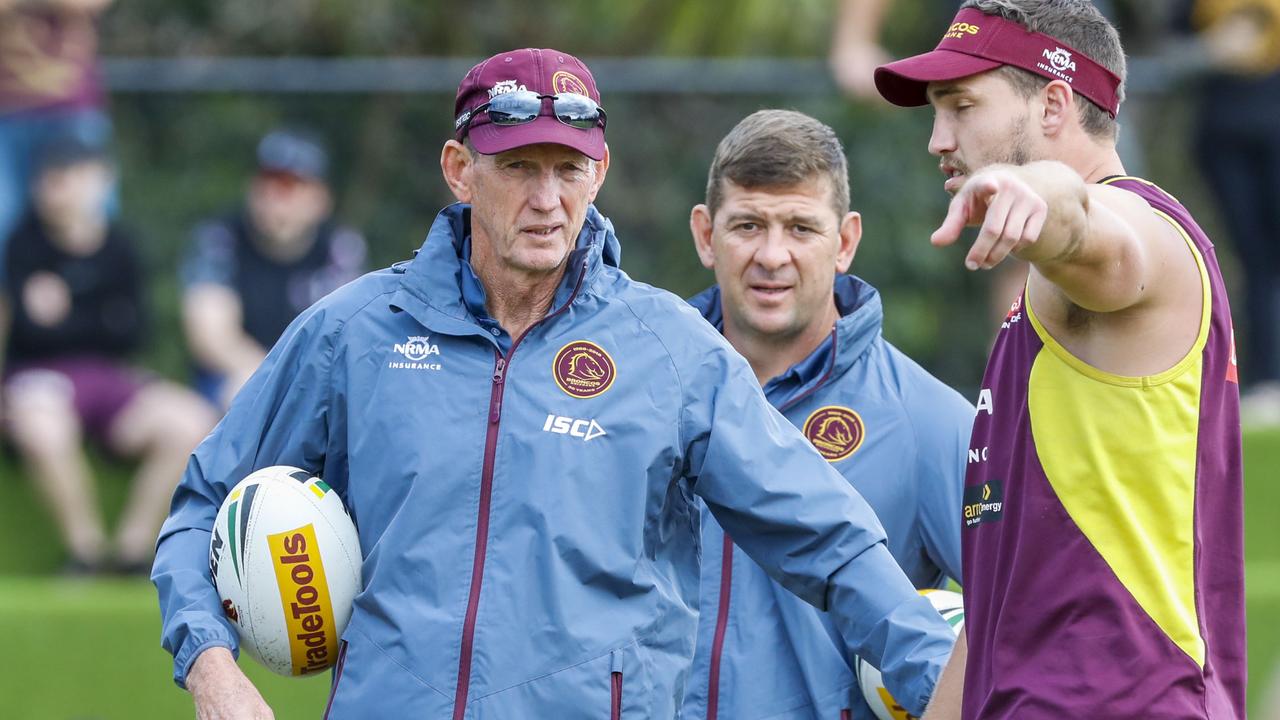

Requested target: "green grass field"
[{"left": 1, "top": 431, "right": 1278, "bottom": 718}]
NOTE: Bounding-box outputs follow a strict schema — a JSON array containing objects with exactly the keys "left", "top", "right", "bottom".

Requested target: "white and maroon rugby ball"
[{"left": 210, "top": 465, "right": 361, "bottom": 677}]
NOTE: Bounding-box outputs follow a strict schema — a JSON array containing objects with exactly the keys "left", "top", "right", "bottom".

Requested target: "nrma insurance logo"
[
  {"left": 963, "top": 480, "right": 1004, "bottom": 529},
  {"left": 389, "top": 336, "right": 442, "bottom": 371},
  {"left": 1037, "top": 46, "right": 1078, "bottom": 82}
]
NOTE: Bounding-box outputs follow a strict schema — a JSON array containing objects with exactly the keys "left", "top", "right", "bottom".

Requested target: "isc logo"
[{"left": 542, "top": 414, "right": 607, "bottom": 442}]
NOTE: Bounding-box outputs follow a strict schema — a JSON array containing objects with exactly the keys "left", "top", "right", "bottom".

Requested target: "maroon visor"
[{"left": 874, "top": 8, "right": 1122, "bottom": 118}]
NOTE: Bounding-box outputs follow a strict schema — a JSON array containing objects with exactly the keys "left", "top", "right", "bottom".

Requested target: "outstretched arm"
[{"left": 931, "top": 161, "right": 1186, "bottom": 314}]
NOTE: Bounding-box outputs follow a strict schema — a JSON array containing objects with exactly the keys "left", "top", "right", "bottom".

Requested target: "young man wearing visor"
[
  {"left": 153, "top": 48, "right": 959, "bottom": 718},
  {"left": 872, "top": 2, "right": 1245, "bottom": 718}
]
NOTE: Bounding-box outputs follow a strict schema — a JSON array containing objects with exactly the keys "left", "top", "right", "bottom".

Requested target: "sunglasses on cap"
[{"left": 455, "top": 91, "right": 607, "bottom": 135}]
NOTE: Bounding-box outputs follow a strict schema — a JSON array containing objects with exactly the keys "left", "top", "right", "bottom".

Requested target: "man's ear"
[
  {"left": 835, "top": 211, "right": 862, "bottom": 273},
  {"left": 690, "top": 204, "right": 717, "bottom": 270},
  {"left": 1039, "top": 80, "right": 1075, "bottom": 138},
  {"left": 440, "top": 139, "right": 476, "bottom": 203},
  {"left": 587, "top": 144, "right": 610, "bottom": 203}
]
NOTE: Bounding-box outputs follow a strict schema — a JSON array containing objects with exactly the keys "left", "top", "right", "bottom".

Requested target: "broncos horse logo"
[
  {"left": 553, "top": 341, "right": 616, "bottom": 398},
  {"left": 813, "top": 416, "right": 855, "bottom": 449},
  {"left": 566, "top": 352, "right": 607, "bottom": 382},
  {"left": 802, "top": 406, "right": 865, "bottom": 462}
]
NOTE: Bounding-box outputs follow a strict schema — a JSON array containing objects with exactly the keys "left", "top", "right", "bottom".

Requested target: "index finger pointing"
[{"left": 931, "top": 192, "right": 971, "bottom": 248}]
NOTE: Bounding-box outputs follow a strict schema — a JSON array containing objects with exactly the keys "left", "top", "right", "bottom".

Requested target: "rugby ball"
[
  {"left": 856, "top": 589, "right": 965, "bottom": 720},
  {"left": 209, "top": 465, "right": 361, "bottom": 677}
]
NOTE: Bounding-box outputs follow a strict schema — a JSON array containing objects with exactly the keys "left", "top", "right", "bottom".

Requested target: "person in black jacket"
[
  {"left": 180, "top": 129, "right": 366, "bottom": 409},
  {"left": 0, "top": 139, "right": 216, "bottom": 574}
]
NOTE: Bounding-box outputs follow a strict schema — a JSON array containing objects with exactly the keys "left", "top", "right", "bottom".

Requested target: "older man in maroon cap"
[
  {"left": 158, "top": 48, "right": 961, "bottom": 720},
  {"left": 872, "top": 2, "right": 1246, "bottom": 719}
]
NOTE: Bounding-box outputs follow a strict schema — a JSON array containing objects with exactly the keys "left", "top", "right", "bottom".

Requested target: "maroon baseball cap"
[
  {"left": 453, "top": 48, "right": 606, "bottom": 160},
  {"left": 874, "top": 8, "right": 1122, "bottom": 118}
]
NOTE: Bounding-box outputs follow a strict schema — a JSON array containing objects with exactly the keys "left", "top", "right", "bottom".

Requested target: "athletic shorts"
[{"left": 3, "top": 356, "right": 149, "bottom": 444}]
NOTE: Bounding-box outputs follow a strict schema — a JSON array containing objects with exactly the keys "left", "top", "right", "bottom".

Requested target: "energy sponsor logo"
[
  {"left": 553, "top": 340, "right": 616, "bottom": 398},
  {"left": 963, "top": 481, "right": 1004, "bottom": 528},
  {"left": 542, "top": 413, "right": 607, "bottom": 442},
  {"left": 389, "top": 335, "right": 442, "bottom": 371},
  {"left": 268, "top": 524, "right": 337, "bottom": 675},
  {"left": 551, "top": 70, "right": 589, "bottom": 96},
  {"left": 802, "top": 406, "right": 865, "bottom": 462}
]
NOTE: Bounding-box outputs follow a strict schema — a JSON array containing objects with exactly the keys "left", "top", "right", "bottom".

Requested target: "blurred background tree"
[{"left": 92, "top": 0, "right": 1225, "bottom": 395}]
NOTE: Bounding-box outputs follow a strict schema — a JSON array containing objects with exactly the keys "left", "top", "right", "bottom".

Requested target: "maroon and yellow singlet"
[{"left": 961, "top": 176, "right": 1245, "bottom": 719}]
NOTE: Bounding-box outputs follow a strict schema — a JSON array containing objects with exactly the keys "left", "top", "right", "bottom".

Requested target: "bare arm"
[
  {"left": 830, "top": 0, "right": 894, "bottom": 99},
  {"left": 931, "top": 161, "right": 1184, "bottom": 314},
  {"left": 182, "top": 284, "right": 267, "bottom": 405},
  {"left": 922, "top": 628, "right": 966, "bottom": 720},
  {"left": 186, "top": 648, "right": 274, "bottom": 720}
]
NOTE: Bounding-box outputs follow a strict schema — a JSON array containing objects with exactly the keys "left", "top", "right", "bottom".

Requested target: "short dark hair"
[
  {"left": 37, "top": 136, "right": 110, "bottom": 174},
  {"left": 705, "top": 110, "right": 850, "bottom": 218},
  {"left": 961, "top": 0, "right": 1127, "bottom": 139}
]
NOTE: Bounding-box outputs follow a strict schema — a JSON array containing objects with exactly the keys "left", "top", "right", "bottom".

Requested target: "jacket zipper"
[
  {"left": 451, "top": 352, "right": 507, "bottom": 720},
  {"left": 705, "top": 532, "right": 734, "bottom": 719},
  {"left": 451, "top": 259, "right": 590, "bottom": 720},
  {"left": 322, "top": 640, "right": 349, "bottom": 720},
  {"left": 703, "top": 330, "right": 835, "bottom": 718}
]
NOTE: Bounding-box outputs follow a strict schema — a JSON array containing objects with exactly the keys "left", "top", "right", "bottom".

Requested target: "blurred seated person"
[
  {"left": 180, "top": 129, "right": 366, "bottom": 409},
  {"left": 0, "top": 139, "right": 217, "bottom": 574}
]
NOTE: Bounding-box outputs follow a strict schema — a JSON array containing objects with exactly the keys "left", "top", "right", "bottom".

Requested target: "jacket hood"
[
  {"left": 391, "top": 202, "right": 621, "bottom": 334},
  {"left": 688, "top": 274, "right": 884, "bottom": 388}
]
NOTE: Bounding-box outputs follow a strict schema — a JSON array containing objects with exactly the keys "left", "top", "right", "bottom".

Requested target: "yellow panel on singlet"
[{"left": 1024, "top": 210, "right": 1212, "bottom": 667}]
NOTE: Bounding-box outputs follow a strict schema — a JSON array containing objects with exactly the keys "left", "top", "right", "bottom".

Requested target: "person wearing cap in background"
[
  {"left": 871, "top": 2, "right": 1245, "bottom": 718},
  {"left": 179, "top": 129, "right": 367, "bottom": 410},
  {"left": 153, "top": 48, "right": 960, "bottom": 718},
  {"left": 0, "top": 138, "right": 217, "bottom": 575},
  {"left": 679, "top": 109, "right": 972, "bottom": 720}
]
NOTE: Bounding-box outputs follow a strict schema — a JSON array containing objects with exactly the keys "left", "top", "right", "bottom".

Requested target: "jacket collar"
[
  {"left": 688, "top": 274, "right": 884, "bottom": 405},
  {"left": 389, "top": 203, "right": 620, "bottom": 337}
]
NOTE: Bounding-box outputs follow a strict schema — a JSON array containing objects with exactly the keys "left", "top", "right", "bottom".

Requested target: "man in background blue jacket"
[
  {"left": 152, "top": 50, "right": 958, "bottom": 719},
  {"left": 682, "top": 109, "right": 972, "bottom": 720}
]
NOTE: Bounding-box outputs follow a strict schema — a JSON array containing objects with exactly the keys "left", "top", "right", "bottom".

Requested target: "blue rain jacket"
[
  {"left": 681, "top": 278, "right": 973, "bottom": 720},
  {"left": 153, "top": 204, "right": 955, "bottom": 718}
]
